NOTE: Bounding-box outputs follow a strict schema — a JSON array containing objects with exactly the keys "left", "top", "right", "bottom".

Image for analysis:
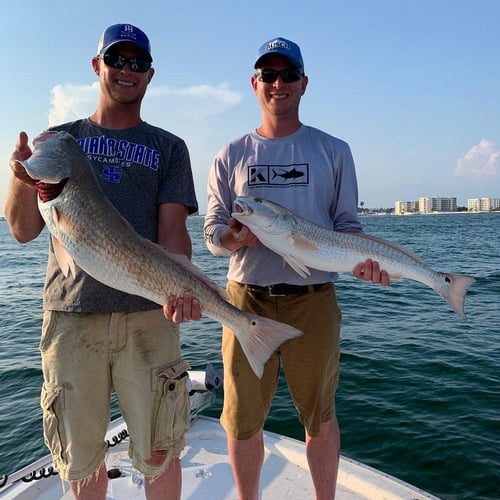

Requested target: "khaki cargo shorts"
[
  {"left": 221, "top": 281, "right": 341, "bottom": 440},
  {"left": 40, "top": 308, "right": 190, "bottom": 481}
]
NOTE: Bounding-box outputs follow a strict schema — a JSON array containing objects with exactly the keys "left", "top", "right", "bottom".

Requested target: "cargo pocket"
[
  {"left": 40, "top": 383, "right": 66, "bottom": 465},
  {"left": 153, "top": 359, "right": 191, "bottom": 448}
]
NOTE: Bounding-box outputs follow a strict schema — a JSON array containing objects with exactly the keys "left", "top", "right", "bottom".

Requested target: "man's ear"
[
  {"left": 91, "top": 57, "right": 100, "bottom": 76},
  {"left": 147, "top": 67, "right": 155, "bottom": 84},
  {"left": 301, "top": 75, "right": 308, "bottom": 96}
]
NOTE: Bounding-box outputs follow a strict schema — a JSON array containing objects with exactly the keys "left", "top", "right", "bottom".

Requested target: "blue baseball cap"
[
  {"left": 254, "top": 37, "right": 304, "bottom": 72},
  {"left": 97, "top": 24, "right": 152, "bottom": 62}
]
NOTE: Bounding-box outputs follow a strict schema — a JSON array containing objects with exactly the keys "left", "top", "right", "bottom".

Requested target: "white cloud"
[
  {"left": 454, "top": 139, "right": 499, "bottom": 177},
  {"left": 48, "top": 82, "right": 243, "bottom": 125},
  {"left": 49, "top": 82, "right": 100, "bottom": 126}
]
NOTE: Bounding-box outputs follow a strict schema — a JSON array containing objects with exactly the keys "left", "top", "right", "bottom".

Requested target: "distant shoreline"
[{"left": 360, "top": 210, "right": 499, "bottom": 216}]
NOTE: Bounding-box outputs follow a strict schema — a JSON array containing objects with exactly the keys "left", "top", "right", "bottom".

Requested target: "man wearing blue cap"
[
  {"left": 204, "top": 37, "right": 389, "bottom": 498},
  {"left": 5, "top": 23, "right": 198, "bottom": 499}
]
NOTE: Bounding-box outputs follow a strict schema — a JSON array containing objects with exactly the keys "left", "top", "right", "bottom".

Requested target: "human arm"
[
  {"left": 203, "top": 150, "right": 261, "bottom": 256},
  {"left": 158, "top": 202, "right": 202, "bottom": 323},
  {"left": 3, "top": 132, "right": 45, "bottom": 243},
  {"left": 157, "top": 202, "right": 193, "bottom": 258}
]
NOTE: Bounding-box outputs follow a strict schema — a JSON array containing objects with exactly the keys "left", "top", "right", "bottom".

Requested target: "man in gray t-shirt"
[{"left": 5, "top": 23, "right": 197, "bottom": 499}]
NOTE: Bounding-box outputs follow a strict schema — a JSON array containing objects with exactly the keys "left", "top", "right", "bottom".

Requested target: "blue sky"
[{"left": 1, "top": 0, "right": 499, "bottom": 214}]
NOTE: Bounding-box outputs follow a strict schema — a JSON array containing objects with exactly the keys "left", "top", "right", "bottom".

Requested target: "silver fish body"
[
  {"left": 232, "top": 196, "right": 476, "bottom": 320},
  {"left": 20, "top": 132, "right": 302, "bottom": 378}
]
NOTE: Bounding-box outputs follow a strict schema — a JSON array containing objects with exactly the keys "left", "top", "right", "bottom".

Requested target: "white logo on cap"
[
  {"left": 266, "top": 40, "right": 290, "bottom": 52},
  {"left": 120, "top": 24, "right": 137, "bottom": 41}
]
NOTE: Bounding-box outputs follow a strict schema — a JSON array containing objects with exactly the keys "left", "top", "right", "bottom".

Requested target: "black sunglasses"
[
  {"left": 101, "top": 53, "right": 152, "bottom": 73},
  {"left": 255, "top": 68, "right": 304, "bottom": 84}
]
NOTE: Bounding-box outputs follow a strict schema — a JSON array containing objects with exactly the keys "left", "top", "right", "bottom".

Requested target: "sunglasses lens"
[
  {"left": 102, "top": 53, "right": 151, "bottom": 73},
  {"left": 281, "top": 70, "right": 302, "bottom": 82},
  {"left": 257, "top": 69, "right": 302, "bottom": 83},
  {"left": 261, "top": 70, "right": 277, "bottom": 83},
  {"left": 103, "top": 53, "right": 124, "bottom": 69},
  {"left": 128, "top": 58, "right": 151, "bottom": 72}
]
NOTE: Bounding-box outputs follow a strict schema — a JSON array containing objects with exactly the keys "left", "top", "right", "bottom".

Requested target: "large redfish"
[
  {"left": 18, "top": 132, "right": 302, "bottom": 378},
  {"left": 232, "top": 196, "right": 476, "bottom": 320}
]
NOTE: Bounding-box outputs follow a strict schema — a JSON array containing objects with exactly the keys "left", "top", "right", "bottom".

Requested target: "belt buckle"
[{"left": 268, "top": 285, "right": 286, "bottom": 297}]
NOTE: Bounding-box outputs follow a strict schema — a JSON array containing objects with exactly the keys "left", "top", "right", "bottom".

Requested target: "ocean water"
[{"left": 0, "top": 213, "right": 498, "bottom": 499}]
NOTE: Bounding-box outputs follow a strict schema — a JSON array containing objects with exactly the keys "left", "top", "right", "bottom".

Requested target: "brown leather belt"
[{"left": 246, "top": 283, "right": 329, "bottom": 297}]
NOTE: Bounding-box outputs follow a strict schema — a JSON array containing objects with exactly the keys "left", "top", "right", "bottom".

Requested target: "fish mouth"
[
  {"left": 232, "top": 200, "right": 252, "bottom": 216},
  {"left": 33, "top": 130, "right": 60, "bottom": 145},
  {"left": 36, "top": 178, "right": 68, "bottom": 202}
]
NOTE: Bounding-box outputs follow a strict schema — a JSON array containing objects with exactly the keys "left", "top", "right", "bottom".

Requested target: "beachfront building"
[
  {"left": 395, "top": 200, "right": 419, "bottom": 214},
  {"left": 418, "top": 197, "right": 432, "bottom": 213},
  {"left": 468, "top": 197, "right": 500, "bottom": 212},
  {"left": 418, "top": 196, "right": 457, "bottom": 213}
]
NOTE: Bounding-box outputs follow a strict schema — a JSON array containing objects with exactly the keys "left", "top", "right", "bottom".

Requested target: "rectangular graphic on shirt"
[{"left": 247, "top": 163, "right": 309, "bottom": 187}]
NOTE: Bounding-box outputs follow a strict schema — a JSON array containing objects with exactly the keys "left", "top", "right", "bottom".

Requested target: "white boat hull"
[{"left": 0, "top": 370, "right": 439, "bottom": 499}]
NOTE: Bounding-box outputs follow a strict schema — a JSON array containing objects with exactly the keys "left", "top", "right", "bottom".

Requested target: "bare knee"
[{"left": 145, "top": 449, "right": 169, "bottom": 468}]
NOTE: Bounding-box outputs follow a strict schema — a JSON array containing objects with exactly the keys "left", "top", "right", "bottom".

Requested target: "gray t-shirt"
[
  {"left": 204, "top": 124, "right": 362, "bottom": 286},
  {"left": 43, "top": 119, "right": 198, "bottom": 312}
]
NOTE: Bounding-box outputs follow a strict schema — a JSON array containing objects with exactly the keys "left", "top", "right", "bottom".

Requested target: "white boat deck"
[
  {"left": 1, "top": 415, "right": 439, "bottom": 499},
  {"left": 0, "top": 370, "right": 440, "bottom": 499}
]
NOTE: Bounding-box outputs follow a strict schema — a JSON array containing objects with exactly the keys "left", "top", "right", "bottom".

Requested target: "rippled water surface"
[{"left": 0, "top": 214, "right": 498, "bottom": 499}]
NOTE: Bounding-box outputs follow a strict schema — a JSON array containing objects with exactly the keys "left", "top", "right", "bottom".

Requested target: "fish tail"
[
  {"left": 236, "top": 314, "right": 303, "bottom": 378},
  {"left": 436, "top": 273, "right": 476, "bottom": 320}
]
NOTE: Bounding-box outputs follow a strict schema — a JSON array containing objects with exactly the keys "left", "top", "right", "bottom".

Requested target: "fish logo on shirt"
[
  {"left": 272, "top": 168, "right": 305, "bottom": 180},
  {"left": 248, "top": 164, "right": 309, "bottom": 186}
]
